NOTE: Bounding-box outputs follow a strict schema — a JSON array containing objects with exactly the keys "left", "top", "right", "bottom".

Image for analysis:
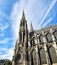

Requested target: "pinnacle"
[{"left": 30, "top": 22, "right": 33, "bottom": 32}]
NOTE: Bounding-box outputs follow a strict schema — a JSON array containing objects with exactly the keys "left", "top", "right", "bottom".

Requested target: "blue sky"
[{"left": 0, "top": 0, "right": 57, "bottom": 60}]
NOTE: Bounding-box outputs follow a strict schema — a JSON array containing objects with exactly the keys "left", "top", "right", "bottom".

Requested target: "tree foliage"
[{"left": 5, "top": 60, "right": 12, "bottom": 65}]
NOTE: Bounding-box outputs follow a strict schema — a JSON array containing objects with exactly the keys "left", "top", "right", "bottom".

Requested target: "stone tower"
[
  {"left": 12, "top": 12, "right": 57, "bottom": 65},
  {"left": 12, "top": 11, "right": 28, "bottom": 65}
]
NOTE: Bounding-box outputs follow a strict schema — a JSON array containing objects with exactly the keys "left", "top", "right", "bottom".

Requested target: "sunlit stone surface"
[{"left": 12, "top": 12, "right": 57, "bottom": 65}]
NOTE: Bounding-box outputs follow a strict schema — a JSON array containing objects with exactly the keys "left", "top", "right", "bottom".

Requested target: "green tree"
[{"left": 5, "top": 60, "right": 12, "bottom": 65}]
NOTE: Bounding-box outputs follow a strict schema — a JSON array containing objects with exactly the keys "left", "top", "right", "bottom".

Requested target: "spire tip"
[{"left": 22, "top": 10, "right": 25, "bottom": 19}]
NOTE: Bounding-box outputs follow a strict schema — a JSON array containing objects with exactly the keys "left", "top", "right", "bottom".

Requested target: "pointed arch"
[
  {"left": 46, "top": 32, "right": 52, "bottom": 43},
  {"left": 39, "top": 34, "right": 43, "bottom": 44},
  {"left": 48, "top": 46, "right": 57, "bottom": 64},
  {"left": 39, "top": 47, "right": 47, "bottom": 64},
  {"left": 31, "top": 49, "right": 38, "bottom": 65},
  {"left": 53, "top": 30, "right": 57, "bottom": 40}
]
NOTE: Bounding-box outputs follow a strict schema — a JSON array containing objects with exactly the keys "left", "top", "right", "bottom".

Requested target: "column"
[
  {"left": 44, "top": 44, "right": 51, "bottom": 65},
  {"left": 50, "top": 28, "right": 57, "bottom": 55},
  {"left": 35, "top": 38, "right": 39, "bottom": 65},
  {"left": 12, "top": 61, "right": 15, "bottom": 65},
  {"left": 42, "top": 31, "right": 51, "bottom": 65},
  {"left": 28, "top": 40, "right": 31, "bottom": 65},
  {"left": 12, "top": 56, "right": 15, "bottom": 65},
  {"left": 36, "top": 34, "right": 41, "bottom": 65},
  {"left": 29, "top": 52, "right": 31, "bottom": 65}
]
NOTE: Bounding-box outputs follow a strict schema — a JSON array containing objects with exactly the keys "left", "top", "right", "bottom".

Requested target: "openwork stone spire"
[{"left": 30, "top": 22, "right": 33, "bottom": 32}]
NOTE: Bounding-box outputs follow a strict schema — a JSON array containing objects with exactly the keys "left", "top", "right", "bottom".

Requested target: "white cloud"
[
  {"left": 10, "top": 0, "right": 50, "bottom": 39},
  {"left": 0, "top": 11, "right": 10, "bottom": 31},
  {"left": 0, "top": 47, "right": 8, "bottom": 52},
  {"left": 0, "top": 23, "right": 9, "bottom": 31},
  {"left": 0, "top": 33, "right": 4, "bottom": 36},
  {"left": 0, "top": 52, "right": 2, "bottom": 55},
  {"left": 0, "top": 0, "right": 14, "bottom": 60},
  {"left": 0, "top": 38, "right": 12, "bottom": 44},
  {"left": 0, "top": 11, "right": 10, "bottom": 20},
  {"left": 0, "top": 0, "right": 5, "bottom": 6},
  {"left": 0, "top": 47, "right": 14, "bottom": 60},
  {"left": 41, "top": 17, "right": 53, "bottom": 28},
  {"left": 39, "top": 0, "right": 57, "bottom": 27},
  {"left": 9, "top": 0, "right": 56, "bottom": 60}
]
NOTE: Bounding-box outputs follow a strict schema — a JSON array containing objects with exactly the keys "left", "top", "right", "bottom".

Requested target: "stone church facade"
[{"left": 12, "top": 11, "right": 57, "bottom": 65}]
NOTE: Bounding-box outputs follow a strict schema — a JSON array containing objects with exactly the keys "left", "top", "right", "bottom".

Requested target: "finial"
[{"left": 30, "top": 22, "right": 33, "bottom": 32}]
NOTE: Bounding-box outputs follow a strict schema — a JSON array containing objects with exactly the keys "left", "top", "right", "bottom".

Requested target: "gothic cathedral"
[{"left": 12, "top": 11, "right": 57, "bottom": 65}]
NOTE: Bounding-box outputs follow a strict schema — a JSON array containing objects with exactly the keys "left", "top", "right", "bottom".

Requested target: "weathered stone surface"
[{"left": 12, "top": 12, "right": 57, "bottom": 65}]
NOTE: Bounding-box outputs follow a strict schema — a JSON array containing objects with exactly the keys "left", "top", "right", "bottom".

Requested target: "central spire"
[{"left": 22, "top": 10, "right": 25, "bottom": 19}]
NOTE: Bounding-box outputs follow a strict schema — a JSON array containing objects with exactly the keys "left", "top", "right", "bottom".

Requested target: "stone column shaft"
[
  {"left": 37, "top": 37, "right": 41, "bottom": 65},
  {"left": 12, "top": 60, "right": 15, "bottom": 65},
  {"left": 50, "top": 28, "right": 57, "bottom": 55},
  {"left": 28, "top": 40, "right": 31, "bottom": 65},
  {"left": 35, "top": 45, "right": 39, "bottom": 65},
  {"left": 42, "top": 31, "right": 51, "bottom": 65},
  {"left": 44, "top": 44, "right": 51, "bottom": 65},
  {"left": 29, "top": 52, "right": 31, "bottom": 65},
  {"left": 52, "top": 34, "right": 57, "bottom": 55}
]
